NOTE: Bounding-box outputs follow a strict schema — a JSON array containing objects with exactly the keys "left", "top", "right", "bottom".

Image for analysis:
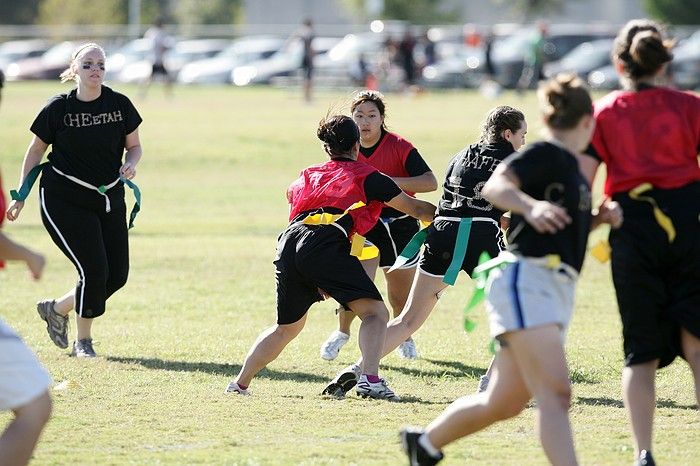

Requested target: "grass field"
[{"left": 0, "top": 82, "right": 697, "bottom": 465}]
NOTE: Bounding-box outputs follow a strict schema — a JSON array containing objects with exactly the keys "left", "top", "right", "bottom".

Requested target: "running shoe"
[
  {"left": 355, "top": 374, "right": 400, "bottom": 401},
  {"left": 70, "top": 338, "right": 96, "bottom": 358},
  {"left": 225, "top": 381, "right": 250, "bottom": 395},
  {"left": 396, "top": 337, "right": 419, "bottom": 359},
  {"left": 319, "top": 330, "right": 349, "bottom": 360},
  {"left": 36, "top": 300, "right": 69, "bottom": 349},
  {"left": 321, "top": 363, "right": 361, "bottom": 397},
  {"left": 400, "top": 426, "right": 444, "bottom": 466},
  {"left": 635, "top": 450, "right": 656, "bottom": 466}
]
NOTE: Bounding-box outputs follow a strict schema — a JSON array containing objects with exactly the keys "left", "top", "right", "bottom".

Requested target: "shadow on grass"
[
  {"left": 576, "top": 396, "right": 697, "bottom": 410},
  {"left": 382, "top": 358, "right": 487, "bottom": 379},
  {"left": 105, "top": 356, "right": 327, "bottom": 383}
]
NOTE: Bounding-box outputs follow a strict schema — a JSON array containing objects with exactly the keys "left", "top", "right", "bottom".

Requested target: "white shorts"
[
  {"left": 0, "top": 319, "right": 52, "bottom": 411},
  {"left": 485, "top": 256, "right": 577, "bottom": 340}
]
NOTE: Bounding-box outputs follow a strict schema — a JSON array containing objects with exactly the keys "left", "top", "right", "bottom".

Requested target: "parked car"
[
  {"left": 117, "top": 38, "right": 230, "bottom": 83},
  {"left": 543, "top": 38, "right": 613, "bottom": 79},
  {"left": 5, "top": 41, "right": 75, "bottom": 81},
  {"left": 0, "top": 39, "right": 52, "bottom": 73},
  {"left": 312, "top": 32, "right": 385, "bottom": 85},
  {"left": 587, "top": 64, "right": 619, "bottom": 90},
  {"left": 105, "top": 38, "right": 153, "bottom": 81},
  {"left": 178, "top": 36, "right": 284, "bottom": 84},
  {"left": 491, "top": 25, "right": 616, "bottom": 88},
  {"left": 231, "top": 36, "right": 340, "bottom": 86},
  {"left": 420, "top": 42, "right": 484, "bottom": 88}
]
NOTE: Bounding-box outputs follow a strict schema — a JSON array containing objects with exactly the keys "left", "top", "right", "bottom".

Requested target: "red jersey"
[
  {"left": 591, "top": 87, "right": 700, "bottom": 195},
  {"left": 358, "top": 132, "right": 416, "bottom": 196},
  {"left": 288, "top": 160, "right": 383, "bottom": 236}
]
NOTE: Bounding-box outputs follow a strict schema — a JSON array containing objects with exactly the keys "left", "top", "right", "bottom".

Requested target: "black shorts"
[
  {"left": 274, "top": 223, "right": 382, "bottom": 325},
  {"left": 420, "top": 217, "right": 504, "bottom": 277},
  {"left": 610, "top": 182, "right": 700, "bottom": 368},
  {"left": 364, "top": 216, "right": 420, "bottom": 268}
]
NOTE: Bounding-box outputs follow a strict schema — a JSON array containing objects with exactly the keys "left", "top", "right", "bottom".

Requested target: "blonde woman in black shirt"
[{"left": 6, "top": 43, "right": 143, "bottom": 358}]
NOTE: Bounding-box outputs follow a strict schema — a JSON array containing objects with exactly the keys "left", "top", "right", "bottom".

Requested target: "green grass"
[{"left": 0, "top": 82, "right": 697, "bottom": 465}]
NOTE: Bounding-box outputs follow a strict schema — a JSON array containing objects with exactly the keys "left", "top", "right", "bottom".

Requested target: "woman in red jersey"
[
  {"left": 225, "top": 115, "right": 435, "bottom": 400},
  {"left": 319, "top": 90, "right": 437, "bottom": 361},
  {"left": 586, "top": 19, "right": 700, "bottom": 466}
]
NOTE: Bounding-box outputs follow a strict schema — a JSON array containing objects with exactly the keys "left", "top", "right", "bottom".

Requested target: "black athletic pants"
[{"left": 38, "top": 168, "right": 129, "bottom": 319}]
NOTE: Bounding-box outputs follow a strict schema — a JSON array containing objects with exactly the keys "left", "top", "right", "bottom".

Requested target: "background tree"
[
  {"left": 343, "top": 0, "right": 459, "bottom": 24},
  {"left": 643, "top": 0, "right": 700, "bottom": 25},
  {"left": 171, "top": 0, "right": 242, "bottom": 25},
  {"left": 37, "top": 0, "right": 127, "bottom": 25},
  {"left": 0, "top": 0, "right": 41, "bottom": 25}
]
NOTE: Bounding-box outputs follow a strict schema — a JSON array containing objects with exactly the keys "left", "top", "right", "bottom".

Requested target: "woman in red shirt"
[{"left": 587, "top": 19, "right": 700, "bottom": 466}]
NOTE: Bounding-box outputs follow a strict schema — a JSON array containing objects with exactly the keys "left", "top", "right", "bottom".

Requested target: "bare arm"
[
  {"left": 6, "top": 135, "right": 49, "bottom": 221},
  {"left": 0, "top": 232, "right": 45, "bottom": 279},
  {"left": 391, "top": 171, "right": 438, "bottom": 193},
  {"left": 482, "top": 164, "right": 571, "bottom": 234},
  {"left": 120, "top": 128, "right": 142, "bottom": 179},
  {"left": 385, "top": 191, "right": 436, "bottom": 223}
]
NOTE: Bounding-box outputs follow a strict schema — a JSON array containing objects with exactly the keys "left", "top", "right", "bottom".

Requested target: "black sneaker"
[
  {"left": 400, "top": 426, "right": 443, "bottom": 466},
  {"left": 635, "top": 450, "right": 656, "bottom": 466},
  {"left": 321, "top": 364, "right": 361, "bottom": 397},
  {"left": 37, "top": 300, "right": 69, "bottom": 349},
  {"left": 70, "top": 338, "right": 97, "bottom": 358}
]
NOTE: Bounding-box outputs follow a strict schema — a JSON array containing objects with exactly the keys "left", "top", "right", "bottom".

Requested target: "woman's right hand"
[
  {"left": 525, "top": 200, "right": 571, "bottom": 234},
  {"left": 6, "top": 200, "right": 25, "bottom": 221}
]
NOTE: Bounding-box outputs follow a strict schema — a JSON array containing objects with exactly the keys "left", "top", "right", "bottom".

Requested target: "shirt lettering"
[{"left": 63, "top": 111, "right": 123, "bottom": 128}]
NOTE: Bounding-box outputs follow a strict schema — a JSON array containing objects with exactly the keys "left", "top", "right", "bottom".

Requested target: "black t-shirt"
[
  {"left": 361, "top": 129, "right": 431, "bottom": 218},
  {"left": 505, "top": 141, "right": 592, "bottom": 272},
  {"left": 438, "top": 140, "right": 514, "bottom": 220},
  {"left": 31, "top": 86, "right": 142, "bottom": 187}
]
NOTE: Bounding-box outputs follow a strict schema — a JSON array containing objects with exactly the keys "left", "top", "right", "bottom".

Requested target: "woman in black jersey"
[
  {"left": 323, "top": 106, "right": 526, "bottom": 396},
  {"left": 6, "top": 43, "right": 143, "bottom": 358},
  {"left": 225, "top": 115, "right": 435, "bottom": 400},
  {"left": 400, "top": 75, "right": 622, "bottom": 466},
  {"left": 320, "top": 90, "right": 437, "bottom": 362}
]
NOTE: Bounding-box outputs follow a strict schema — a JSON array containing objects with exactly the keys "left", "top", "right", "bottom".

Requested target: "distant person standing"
[
  {"left": 298, "top": 18, "right": 315, "bottom": 102},
  {"left": 398, "top": 30, "right": 417, "bottom": 88},
  {"left": 142, "top": 18, "right": 173, "bottom": 98},
  {"left": 517, "top": 21, "right": 548, "bottom": 91}
]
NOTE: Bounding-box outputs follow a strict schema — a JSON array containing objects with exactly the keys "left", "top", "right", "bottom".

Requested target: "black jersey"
[
  {"left": 505, "top": 141, "right": 592, "bottom": 272},
  {"left": 31, "top": 86, "right": 142, "bottom": 187},
  {"left": 437, "top": 141, "right": 514, "bottom": 220}
]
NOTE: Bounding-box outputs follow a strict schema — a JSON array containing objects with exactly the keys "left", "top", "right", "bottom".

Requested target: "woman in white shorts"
[
  {"left": 400, "top": 74, "right": 623, "bottom": 466},
  {"left": 0, "top": 231, "right": 52, "bottom": 465}
]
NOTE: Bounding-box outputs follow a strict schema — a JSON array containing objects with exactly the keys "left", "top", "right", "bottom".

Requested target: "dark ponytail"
[
  {"left": 317, "top": 115, "right": 360, "bottom": 157},
  {"left": 538, "top": 73, "right": 592, "bottom": 130},
  {"left": 613, "top": 19, "right": 673, "bottom": 82}
]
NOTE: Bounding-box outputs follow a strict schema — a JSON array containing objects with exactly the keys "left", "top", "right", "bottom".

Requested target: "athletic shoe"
[
  {"left": 396, "top": 337, "right": 419, "bottom": 359},
  {"left": 635, "top": 450, "right": 656, "bottom": 466},
  {"left": 321, "top": 364, "right": 361, "bottom": 397},
  {"left": 224, "top": 381, "right": 250, "bottom": 395},
  {"left": 319, "top": 330, "right": 350, "bottom": 360},
  {"left": 70, "top": 338, "right": 96, "bottom": 358},
  {"left": 355, "top": 374, "right": 400, "bottom": 401},
  {"left": 36, "top": 300, "right": 69, "bottom": 349},
  {"left": 477, "top": 374, "right": 490, "bottom": 393},
  {"left": 400, "top": 426, "right": 444, "bottom": 466}
]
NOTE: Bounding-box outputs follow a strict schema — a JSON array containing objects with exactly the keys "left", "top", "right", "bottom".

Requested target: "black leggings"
[{"left": 39, "top": 171, "right": 129, "bottom": 318}]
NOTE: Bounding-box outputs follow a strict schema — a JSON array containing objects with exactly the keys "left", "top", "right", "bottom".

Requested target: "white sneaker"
[
  {"left": 356, "top": 374, "right": 400, "bottom": 401},
  {"left": 225, "top": 381, "right": 250, "bottom": 395},
  {"left": 320, "top": 330, "right": 350, "bottom": 361},
  {"left": 396, "top": 338, "right": 419, "bottom": 359}
]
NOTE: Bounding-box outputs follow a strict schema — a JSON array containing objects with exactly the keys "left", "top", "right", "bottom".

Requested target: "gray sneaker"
[
  {"left": 36, "top": 300, "right": 69, "bottom": 349},
  {"left": 70, "top": 338, "right": 97, "bottom": 358}
]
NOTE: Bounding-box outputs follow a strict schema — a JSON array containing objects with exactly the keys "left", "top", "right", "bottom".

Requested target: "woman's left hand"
[
  {"left": 597, "top": 198, "right": 623, "bottom": 229},
  {"left": 120, "top": 162, "right": 136, "bottom": 179}
]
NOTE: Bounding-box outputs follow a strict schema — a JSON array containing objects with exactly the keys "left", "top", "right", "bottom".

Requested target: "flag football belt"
[
  {"left": 10, "top": 162, "right": 142, "bottom": 229},
  {"left": 296, "top": 203, "right": 368, "bottom": 258},
  {"left": 388, "top": 216, "right": 499, "bottom": 286},
  {"left": 629, "top": 182, "right": 676, "bottom": 243}
]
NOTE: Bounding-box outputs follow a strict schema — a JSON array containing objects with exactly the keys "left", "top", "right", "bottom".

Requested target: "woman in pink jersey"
[
  {"left": 586, "top": 19, "right": 700, "bottom": 466},
  {"left": 225, "top": 115, "right": 435, "bottom": 399},
  {"left": 320, "top": 90, "right": 437, "bottom": 361}
]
